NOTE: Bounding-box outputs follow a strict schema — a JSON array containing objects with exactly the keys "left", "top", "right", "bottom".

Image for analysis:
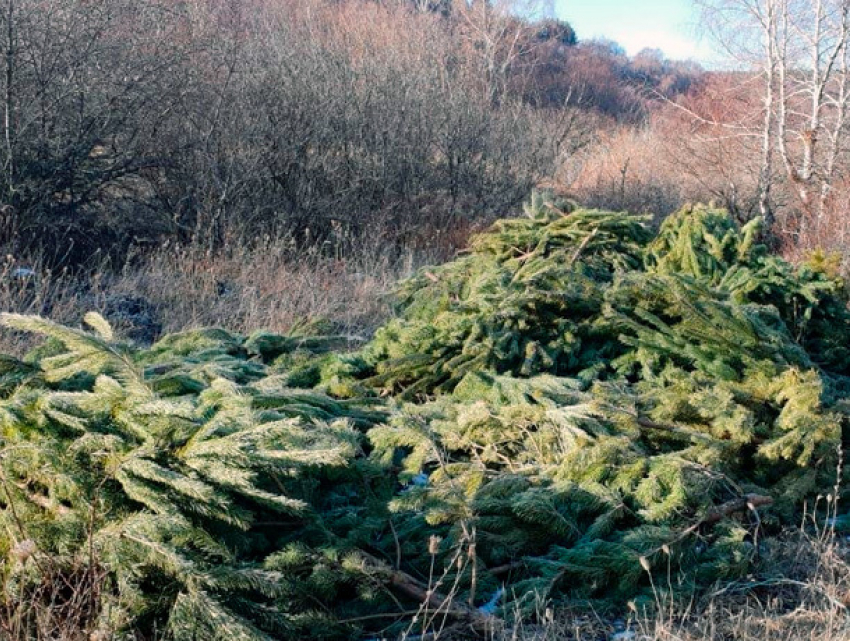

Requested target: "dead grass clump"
[
  {"left": 0, "top": 232, "right": 454, "bottom": 356},
  {"left": 483, "top": 527, "right": 850, "bottom": 641},
  {"left": 99, "top": 232, "right": 448, "bottom": 340},
  {"left": 0, "top": 254, "right": 90, "bottom": 355},
  {"left": 560, "top": 126, "right": 689, "bottom": 220}
]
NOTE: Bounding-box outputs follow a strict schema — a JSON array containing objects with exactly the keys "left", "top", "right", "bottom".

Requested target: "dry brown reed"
[{"left": 0, "top": 228, "right": 459, "bottom": 355}]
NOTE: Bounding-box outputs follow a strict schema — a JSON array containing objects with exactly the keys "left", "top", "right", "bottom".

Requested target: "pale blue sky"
[{"left": 556, "top": 0, "right": 718, "bottom": 63}]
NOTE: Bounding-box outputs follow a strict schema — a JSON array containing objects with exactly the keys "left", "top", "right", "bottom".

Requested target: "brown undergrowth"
[
  {"left": 6, "top": 525, "right": 846, "bottom": 640},
  {"left": 0, "top": 230, "right": 456, "bottom": 356},
  {"left": 1, "top": 510, "right": 847, "bottom": 641},
  {"left": 410, "top": 525, "right": 850, "bottom": 641}
]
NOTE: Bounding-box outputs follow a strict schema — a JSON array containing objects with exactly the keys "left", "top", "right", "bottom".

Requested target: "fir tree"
[
  {"left": 4, "top": 199, "right": 850, "bottom": 639},
  {"left": 0, "top": 313, "right": 385, "bottom": 639},
  {"left": 351, "top": 201, "right": 850, "bottom": 620}
]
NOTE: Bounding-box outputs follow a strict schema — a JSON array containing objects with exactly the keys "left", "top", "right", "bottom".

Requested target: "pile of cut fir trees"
[{"left": 2, "top": 194, "right": 850, "bottom": 640}]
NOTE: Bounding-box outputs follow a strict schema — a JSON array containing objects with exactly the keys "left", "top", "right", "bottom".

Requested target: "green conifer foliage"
[
  {"left": 0, "top": 314, "right": 386, "bottom": 639},
  {"left": 4, "top": 199, "right": 850, "bottom": 639},
  {"left": 356, "top": 205, "right": 652, "bottom": 397},
  {"left": 645, "top": 205, "right": 850, "bottom": 373},
  {"left": 355, "top": 201, "right": 850, "bottom": 621}
]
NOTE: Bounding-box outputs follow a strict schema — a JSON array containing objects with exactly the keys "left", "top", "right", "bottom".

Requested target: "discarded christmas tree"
[
  {"left": 0, "top": 314, "right": 388, "bottom": 639},
  {"left": 354, "top": 200, "right": 850, "bottom": 618},
  {"left": 2, "top": 198, "right": 850, "bottom": 640}
]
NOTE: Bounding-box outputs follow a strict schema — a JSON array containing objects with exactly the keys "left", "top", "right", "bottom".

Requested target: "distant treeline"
[{"left": 0, "top": 0, "right": 702, "bottom": 264}]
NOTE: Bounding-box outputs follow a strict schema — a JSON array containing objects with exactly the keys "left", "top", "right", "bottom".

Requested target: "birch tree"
[{"left": 698, "top": 0, "right": 850, "bottom": 236}]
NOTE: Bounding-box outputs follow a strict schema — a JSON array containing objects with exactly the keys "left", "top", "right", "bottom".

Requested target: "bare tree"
[
  {"left": 454, "top": 0, "right": 546, "bottom": 105},
  {"left": 697, "top": 0, "right": 850, "bottom": 237},
  {"left": 0, "top": 0, "right": 197, "bottom": 259},
  {"left": 0, "top": 0, "right": 587, "bottom": 263}
]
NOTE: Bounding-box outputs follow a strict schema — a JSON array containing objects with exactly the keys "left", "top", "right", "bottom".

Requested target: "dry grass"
[
  {"left": 0, "top": 254, "right": 93, "bottom": 355},
  {"left": 99, "top": 238, "right": 415, "bottom": 339},
  {"left": 559, "top": 126, "right": 690, "bottom": 221},
  {"left": 392, "top": 522, "right": 850, "bottom": 641},
  {"left": 1, "top": 558, "right": 106, "bottom": 641},
  {"left": 0, "top": 232, "right": 455, "bottom": 355},
  {"left": 487, "top": 526, "right": 850, "bottom": 641},
  {"left": 3, "top": 507, "right": 850, "bottom": 641}
]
